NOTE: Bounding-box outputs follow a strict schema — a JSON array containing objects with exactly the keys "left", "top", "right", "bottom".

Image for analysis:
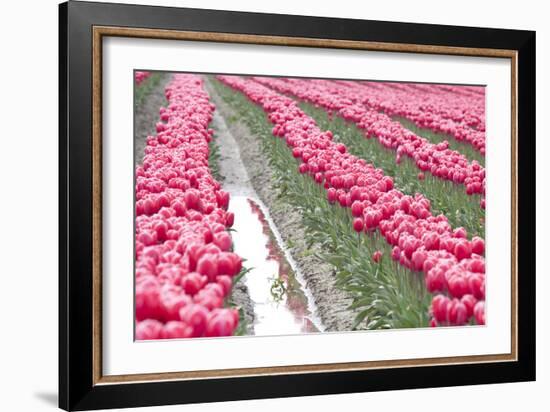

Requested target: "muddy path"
[
  {"left": 205, "top": 77, "right": 363, "bottom": 332},
  {"left": 208, "top": 109, "right": 256, "bottom": 335},
  {"left": 209, "top": 103, "right": 324, "bottom": 336},
  {"left": 134, "top": 73, "right": 171, "bottom": 167}
]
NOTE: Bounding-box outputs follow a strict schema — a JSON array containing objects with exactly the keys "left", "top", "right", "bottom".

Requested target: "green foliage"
[
  {"left": 233, "top": 307, "right": 249, "bottom": 336},
  {"left": 208, "top": 125, "right": 223, "bottom": 182},
  {"left": 211, "top": 77, "right": 433, "bottom": 330},
  {"left": 232, "top": 265, "right": 253, "bottom": 287},
  {"left": 269, "top": 276, "right": 287, "bottom": 303}
]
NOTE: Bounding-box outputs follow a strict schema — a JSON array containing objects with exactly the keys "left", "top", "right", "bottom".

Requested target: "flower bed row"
[
  {"left": 218, "top": 75, "right": 485, "bottom": 326},
  {"left": 135, "top": 71, "right": 152, "bottom": 85},
  {"left": 343, "top": 80, "right": 486, "bottom": 153},
  {"left": 358, "top": 81, "right": 484, "bottom": 100},
  {"left": 434, "top": 83, "right": 486, "bottom": 98},
  {"left": 135, "top": 74, "right": 242, "bottom": 339},
  {"left": 253, "top": 76, "right": 486, "bottom": 203}
]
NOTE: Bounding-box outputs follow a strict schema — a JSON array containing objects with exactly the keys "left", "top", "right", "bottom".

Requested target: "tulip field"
[{"left": 134, "top": 70, "right": 486, "bottom": 340}]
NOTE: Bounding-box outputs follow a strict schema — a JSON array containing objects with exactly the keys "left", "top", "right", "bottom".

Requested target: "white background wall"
[{"left": 0, "top": 0, "right": 545, "bottom": 411}]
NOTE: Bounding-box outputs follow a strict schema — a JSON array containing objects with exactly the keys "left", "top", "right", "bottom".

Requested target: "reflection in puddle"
[{"left": 229, "top": 195, "right": 323, "bottom": 336}]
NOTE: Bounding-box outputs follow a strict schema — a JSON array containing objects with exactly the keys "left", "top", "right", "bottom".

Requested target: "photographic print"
[{"left": 134, "top": 72, "right": 486, "bottom": 340}]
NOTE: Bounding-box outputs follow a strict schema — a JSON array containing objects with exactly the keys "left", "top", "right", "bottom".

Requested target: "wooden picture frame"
[{"left": 59, "top": 1, "right": 535, "bottom": 410}]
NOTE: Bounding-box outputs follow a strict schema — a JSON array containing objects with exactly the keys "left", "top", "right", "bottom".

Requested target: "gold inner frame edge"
[{"left": 91, "top": 26, "right": 518, "bottom": 385}]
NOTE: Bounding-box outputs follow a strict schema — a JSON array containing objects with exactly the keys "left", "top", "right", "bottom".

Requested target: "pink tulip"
[
  {"left": 474, "top": 301, "right": 485, "bottom": 325},
  {"left": 179, "top": 304, "right": 209, "bottom": 337},
  {"left": 471, "top": 236, "right": 485, "bottom": 255},
  {"left": 431, "top": 295, "right": 450, "bottom": 323},
  {"left": 136, "top": 319, "right": 164, "bottom": 340},
  {"left": 160, "top": 321, "right": 194, "bottom": 339},
  {"left": 353, "top": 218, "right": 364, "bottom": 232},
  {"left": 447, "top": 299, "right": 468, "bottom": 325},
  {"left": 135, "top": 71, "right": 152, "bottom": 85},
  {"left": 213, "top": 231, "right": 232, "bottom": 251},
  {"left": 205, "top": 309, "right": 238, "bottom": 337}
]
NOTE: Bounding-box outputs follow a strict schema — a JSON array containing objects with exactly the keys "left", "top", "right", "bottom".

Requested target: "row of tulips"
[
  {"left": 135, "top": 71, "right": 152, "bottom": 85},
  {"left": 217, "top": 75, "right": 485, "bottom": 326},
  {"left": 135, "top": 74, "right": 242, "bottom": 339},
  {"left": 291, "top": 93, "right": 484, "bottom": 239},
  {"left": 435, "top": 83, "right": 486, "bottom": 98},
  {"left": 252, "top": 76, "right": 486, "bottom": 203},
  {"left": 364, "top": 81, "right": 484, "bottom": 100},
  {"left": 343, "top": 80, "right": 486, "bottom": 153}
]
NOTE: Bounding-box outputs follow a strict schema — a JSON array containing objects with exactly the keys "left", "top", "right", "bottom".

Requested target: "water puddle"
[{"left": 229, "top": 196, "right": 322, "bottom": 335}]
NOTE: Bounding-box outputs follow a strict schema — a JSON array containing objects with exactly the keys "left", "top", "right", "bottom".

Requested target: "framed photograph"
[{"left": 59, "top": 1, "right": 536, "bottom": 410}]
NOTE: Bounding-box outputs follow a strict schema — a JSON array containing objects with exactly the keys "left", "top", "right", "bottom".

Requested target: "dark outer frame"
[{"left": 59, "top": 1, "right": 535, "bottom": 410}]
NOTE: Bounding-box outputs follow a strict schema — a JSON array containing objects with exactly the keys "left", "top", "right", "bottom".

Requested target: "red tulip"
[
  {"left": 431, "top": 295, "right": 450, "bottom": 323},
  {"left": 205, "top": 309, "right": 238, "bottom": 337},
  {"left": 136, "top": 319, "right": 164, "bottom": 340},
  {"left": 172, "top": 200, "right": 187, "bottom": 217},
  {"left": 467, "top": 258, "right": 485, "bottom": 273},
  {"left": 468, "top": 273, "right": 485, "bottom": 300},
  {"left": 160, "top": 321, "right": 194, "bottom": 339},
  {"left": 411, "top": 249, "right": 428, "bottom": 272},
  {"left": 184, "top": 190, "right": 200, "bottom": 211},
  {"left": 473, "top": 301, "right": 485, "bottom": 325},
  {"left": 180, "top": 272, "right": 206, "bottom": 296},
  {"left": 336, "top": 143, "right": 346, "bottom": 153},
  {"left": 196, "top": 253, "right": 219, "bottom": 281},
  {"left": 391, "top": 246, "right": 401, "bottom": 261},
  {"left": 225, "top": 212, "right": 235, "bottom": 227},
  {"left": 179, "top": 304, "right": 209, "bottom": 337},
  {"left": 461, "top": 294, "right": 477, "bottom": 319},
  {"left": 215, "top": 252, "right": 235, "bottom": 277},
  {"left": 447, "top": 274, "right": 468, "bottom": 298},
  {"left": 353, "top": 218, "right": 364, "bottom": 232},
  {"left": 160, "top": 289, "right": 192, "bottom": 321},
  {"left": 135, "top": 71, "right": 152, "bottom": 85},
  {"left": 194, "top": 289, "right": 223, "bottom": 310},
  {"left": 156, "top": 122, "right": 166, "bottom": 133},
  {"left": 426, "top": 267, "right": 446, "bottom": 293},
  {"left": 216, "top": 191, "right": 230, "bottom": 210},
  {"left": 213, "top": 231, "right": 232, "bottom": 251},
  {"left": 454, "top": 239, "right": 472, "bottom": 260},
  {"left": 453, "top": 227, "right": 467, "bottom": 239},
  {"left": 216, "top": 275, "right": 233, "bottom": 296},
  {"left": 228, "top": 253, "right": 243, "bottom": 275},
  {"left": 351, "top": 201, "right": 364, "bottom": 217},
  {"left": 471, "top": 236, "right": 485, "bottom": 255},
  {"left": 135, "top": 279, "right": 161, "bottom": 321},
  {"left": 447, "top": 299, "right": 468, "bottom": 325}
]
